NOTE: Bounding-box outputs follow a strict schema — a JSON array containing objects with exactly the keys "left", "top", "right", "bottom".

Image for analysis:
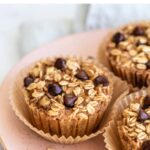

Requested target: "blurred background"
[{"left": 1, "top": 4, "right": 150, "bottom": 84}]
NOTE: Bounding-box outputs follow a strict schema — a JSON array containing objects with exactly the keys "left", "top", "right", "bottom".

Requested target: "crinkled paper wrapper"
[
  {"left": 101, "top": 21, "right": 150, "bottom": 88},
  {"left": 9, "top": 56, "right": 129, "bottom": 144},
  {"left": 103, "top": 89, "right": 147, "bottom": 150}
]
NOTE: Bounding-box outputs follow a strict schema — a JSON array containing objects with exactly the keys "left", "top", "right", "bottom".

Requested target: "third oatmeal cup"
[
  {"left": 118, "top": 93, "right": 150, "bottom": 150},
  {"left": 22, "top": 56, "right": 113, "bottom": 138},
  {"left": 104, "top": 89, "right": 150, "bottom": 150},
  {"left": 105, "top": 22, "right": 150, "bottom": 88}
]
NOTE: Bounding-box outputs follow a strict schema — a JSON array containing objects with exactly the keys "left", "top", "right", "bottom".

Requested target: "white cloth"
[
  {"left": 0, "top": 29, "right": 19, "bottom": 82},
  {"left": 86, "top": 4, "right": 150, "bottom": 29},
  {"left": 19, "top": 19, "right": 74, "bottom": 56}
]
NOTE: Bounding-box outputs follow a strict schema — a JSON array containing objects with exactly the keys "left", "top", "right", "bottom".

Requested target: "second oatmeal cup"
[
  {"left": 105, "top": 21, "right": 150, "bottom": 88},
  {"left": 12, "top": 56, "right": 114, "bottom": 139}
]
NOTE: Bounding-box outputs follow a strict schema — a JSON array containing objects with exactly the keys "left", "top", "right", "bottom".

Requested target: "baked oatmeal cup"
[
  {"left": 117, "top": 93, "right": 150, "bottom": 150},
  {"left": 105, "top": 22, "right": 150, "bottom": 88},
  {"left": 23, "top": 56, "right": 113, "bottom": 138}
]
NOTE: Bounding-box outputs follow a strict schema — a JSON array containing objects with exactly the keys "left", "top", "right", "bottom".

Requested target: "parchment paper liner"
[
  {"left": 9, "top": 57, "right": 129, "bottom": 144},
  {"left": 101, "top": 21, "right": 150, "bottom": 88},
  {"left": 103, "top": 88, "right": 147, "bottom": 150}
]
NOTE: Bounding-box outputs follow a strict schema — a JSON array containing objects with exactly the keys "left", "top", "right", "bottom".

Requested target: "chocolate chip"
[
  {"left": 146, "top": 61, "right": 150, "bottom": 69},
  {"left": 137, "top": 109, "right": 150, "bottom": 122},
  {"left": 142, "top": 140, "right": 150, "bottom": 150},
  {"left": 63, "top": 94, "right": 77, "bottom": 108},
  {"left": 54, "top": 58, "right": 66, "bottom": 70},
  {"left": 143, "top": 95, "right": 150, "bottom": 109},
  {"left": 48, "top": 83, "right": 62, "bottom": 96},
  {"left": 24, "top": 76, "right": 34, "bottom": 87},
  {"left": 88, "top": 56, "right": 94, "bottom": 59},
  {"left": 93, "top": 75, "right": 109, "bottom": 86},
  {"left": 132, "top": 26, "right": 145, "bottom": 36},
  {"left": 112, "top": 32, "right": 125, "bottom": 44},
  {"left": 75, "top": 70, "right": 89, "bottom": 81}
]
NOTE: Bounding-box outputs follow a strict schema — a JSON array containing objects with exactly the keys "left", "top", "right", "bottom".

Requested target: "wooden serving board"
[{"left": 0, "top": 30, "right": 109, "bottom": 150}]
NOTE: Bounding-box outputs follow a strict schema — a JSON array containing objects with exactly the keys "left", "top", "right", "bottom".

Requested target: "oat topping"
[
  {"left": 107, "top": 23, "right": 150, "bottom": 70},
  {"left": 23, "top": 56, "right": 112, "bottom": 118},
  {"left": 118, "top": 95, "right": 150, "bottom": 149}
]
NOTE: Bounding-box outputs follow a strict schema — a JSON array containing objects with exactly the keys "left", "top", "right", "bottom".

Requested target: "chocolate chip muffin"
[
  {"left": 23, "top": 56, "right": 113, "bottom": 138},
  {"left": 106, "top": 22, "right": 150, "bottom": 88},
  {"left": 117, "top": 94, "right": 150, "bottom": 150}
]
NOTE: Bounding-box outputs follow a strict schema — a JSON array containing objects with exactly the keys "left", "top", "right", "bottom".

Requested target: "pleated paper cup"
[
  {"left": 103, "top": 88, "right": 147, "bottom": 150},
  {"left": 10, "top": 57, "right": 129, "bottom": 144},
  {"left": 107, "top": 59, "right": 149, "bottom": 88},
  {"left": 26, "top": 99, "right": 109, "bottom": 138},
  {"left": 101, "top": 21, "right": 150, "bottom": 88}
]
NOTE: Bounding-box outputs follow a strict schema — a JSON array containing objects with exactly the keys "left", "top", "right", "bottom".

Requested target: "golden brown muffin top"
[
  {"left": 23, "top": 56, "right": 112, "bottom": 119},
  {"left": 118, "top": 94, "right": 150, "bottom": 149},
  {"left": 107, "top": 22, "right": 150, "bottom": 70}
]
